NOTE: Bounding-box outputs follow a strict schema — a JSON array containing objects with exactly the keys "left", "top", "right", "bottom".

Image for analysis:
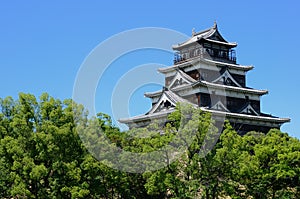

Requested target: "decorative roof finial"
[
  {"left": 192, "top": 28, "right": 196, "bottom": 36},
  {"left": 214, "top": 20, "right": 218, "bottom": 29}
]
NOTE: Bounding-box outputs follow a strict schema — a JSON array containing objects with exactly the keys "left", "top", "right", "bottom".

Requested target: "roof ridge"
[
  {"left": 193, "top": 81, "right": 269, "bottom": 95},
  {"left": 194, "top": 26, "right": 214, "bottom": 37},
  {"left": 193, "top": 22, "right": 217, "bottom": 36}
]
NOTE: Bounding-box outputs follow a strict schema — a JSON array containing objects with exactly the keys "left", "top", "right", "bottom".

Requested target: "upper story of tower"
[{"left": 173, "top": 22, "right": 238, "bottom": 65}]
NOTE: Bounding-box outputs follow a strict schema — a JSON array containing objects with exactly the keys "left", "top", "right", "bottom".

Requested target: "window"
[{"left": 200, "top": 94, "right": 211, "bottom": 107}]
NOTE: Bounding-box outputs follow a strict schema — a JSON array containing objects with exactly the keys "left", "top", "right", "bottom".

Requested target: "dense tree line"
[{"left": 0, "top": 93, "right": 299, "bottom": 198}]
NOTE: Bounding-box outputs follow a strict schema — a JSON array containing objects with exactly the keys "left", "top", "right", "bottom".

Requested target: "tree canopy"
[{"left": 0, "top": 93, "right": 299, "bottom": 198}]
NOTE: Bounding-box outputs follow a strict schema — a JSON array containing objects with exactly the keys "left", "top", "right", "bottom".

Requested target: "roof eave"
[
  {"left": 203, "top": 38, "right": 237, "bottom": 47},
  {"left": 201, "top": 108, "right": 291, "bottom": 124},
  {"left": 192, "top": 81, "right": 269, "bottom": 96},
  {"left": 158, "top": 58, "right": 254, "bottom": 74},
  {"left": 144, "top": 90, "right": 162, "bottom": 98}
]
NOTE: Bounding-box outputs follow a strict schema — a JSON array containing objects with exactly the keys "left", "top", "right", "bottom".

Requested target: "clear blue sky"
[{"left": 0, "top": 1, "right": 299, "bottom": 138}]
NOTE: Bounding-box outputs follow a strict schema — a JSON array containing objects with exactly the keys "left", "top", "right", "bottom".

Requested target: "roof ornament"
[
  {"left": 213, "top": 20, "right": 218, "bottom": 29},
  {"left": 192, "top": 28, "right": 196, "bottom": 36}
]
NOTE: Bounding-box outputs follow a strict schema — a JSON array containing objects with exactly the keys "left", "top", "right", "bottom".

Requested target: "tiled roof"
[
  {"left": 172, "top": 23, "right": 237, "bottom": 50},
  {"left": 201, "top": 107, "right": 290, "bottom": 123},
  {"left": 194, "top": 81, "right": 268, "bottom": 96},
  {"left": 157, "top": 57, "right": 254, "bottom": 74},
  {"left": 119, "top": 103, "right": 290, "bottom": 125}
]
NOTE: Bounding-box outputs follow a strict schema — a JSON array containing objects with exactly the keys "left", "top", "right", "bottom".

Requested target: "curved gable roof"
[
  {"left": 168, "top": 69, "right": 197, "bottom": 89},
  {"left": 212, "top": 69, "right": 242, "bottom": 87},
  {"left": 147, "top": 90, "right": 195, "bottom": 114},
  {"left": 173, "top": 23, "right": 237, "bottom": 50}
]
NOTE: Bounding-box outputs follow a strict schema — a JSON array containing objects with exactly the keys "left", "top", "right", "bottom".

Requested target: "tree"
[{"left": 1, "top": 94, "right": 299, "bottom": 198}]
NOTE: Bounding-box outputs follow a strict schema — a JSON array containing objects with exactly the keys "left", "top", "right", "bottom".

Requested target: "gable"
[
  {"left": 211, "top": 101, "right": 229, "bottom": 112},
  {"left": 170, "top": 78, "right": 189, "bottom": 89},
  {"left": 212, "top": 70, "right": 242, "bottom": 87},
  {"left": 206, "top": 29, "right": 227, "bottom": 43},
  {"left": 168, "top": 70, "right": 196, "bottom": 89},
  {"left": 148, "top": 92, "right": 177, "bottom": 114},
  {"left": 240, "top": 104, "right": 259, "bottom": 116}
]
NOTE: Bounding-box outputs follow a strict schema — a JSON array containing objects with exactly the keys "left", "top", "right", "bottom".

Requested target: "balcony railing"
[{"left": 174, "top": 48, "right": 236, "bottom": 64}]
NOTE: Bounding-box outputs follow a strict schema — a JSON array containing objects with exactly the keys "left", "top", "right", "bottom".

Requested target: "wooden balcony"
[{"left": 174, "top": 48, "right": 236, "bottom": 65}]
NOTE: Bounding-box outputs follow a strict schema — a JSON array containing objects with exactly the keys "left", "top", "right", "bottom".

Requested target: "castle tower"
[{"left": 119, "top": 23, "right": 290, "bottom": 134}]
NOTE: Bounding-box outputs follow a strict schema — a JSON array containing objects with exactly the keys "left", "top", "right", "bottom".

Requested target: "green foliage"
[{"left": 0, "top": 93, "right": 299, "bottom": 198}]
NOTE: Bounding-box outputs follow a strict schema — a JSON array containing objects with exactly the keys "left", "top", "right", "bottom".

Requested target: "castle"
[{"left": 119, "top": 23, "right": 290, "bottom": 134}]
